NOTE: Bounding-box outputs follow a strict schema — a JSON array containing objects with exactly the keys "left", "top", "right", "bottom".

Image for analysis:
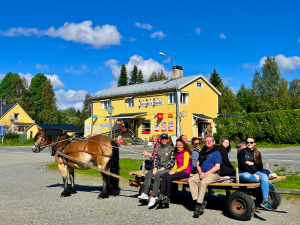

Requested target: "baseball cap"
[{"left": 161, "top": 133, "right": 168, "bottom": 139}]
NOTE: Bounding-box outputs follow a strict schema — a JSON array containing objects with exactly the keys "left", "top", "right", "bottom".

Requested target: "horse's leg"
[
  {"left": 57, "top": 160, "right": 71, "bottom": 197},
  {"left": 97, "top": 163, "right": 110, "bottom": 199},
  {"left": 69, "top": 168, "right": 77, "bottom": 194}
]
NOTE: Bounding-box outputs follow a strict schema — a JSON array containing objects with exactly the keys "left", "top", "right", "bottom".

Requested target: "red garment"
[{"left": 149, "top": 143, "right": 161, "bottom": 161}]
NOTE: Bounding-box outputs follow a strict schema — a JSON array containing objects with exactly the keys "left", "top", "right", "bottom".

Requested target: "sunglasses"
[
  {"left": 246, "top": 142, "right": 254, "bottom": 144},
  {"left": 194, "top": 143, "right": 200, "bottom": 145}
]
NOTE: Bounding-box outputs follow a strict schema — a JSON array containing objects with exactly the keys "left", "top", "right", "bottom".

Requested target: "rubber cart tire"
[
  {"left": 226, "top": 191, "right": 255, "bottom": 221},
  {"left": 256, "top": 191, "right": 282, "bottom": 209}
]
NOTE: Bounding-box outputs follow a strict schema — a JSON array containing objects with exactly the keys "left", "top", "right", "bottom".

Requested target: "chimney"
[{"left": 172, "top": 65, "right": 183, "bottom": 79}]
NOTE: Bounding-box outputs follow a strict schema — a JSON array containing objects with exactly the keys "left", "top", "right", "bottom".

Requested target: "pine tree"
[
  {"left": 79, "top": 93, "right": 92, "bottom": 130},
  {"left": 117, "top": 64, "right": 128, "bottom": 87},
  {"left": 157, "top": 70, "right": 168, "bottom": 81},
  {"left": 236, "top": 83, "right": 253, "bottom": 113},
  {"left": 0, "top": 72, "right": 19, "bottom": 99},
  {"left": 37, "top": 80, "right": 58, "bottom": 123},
  {"left": 289, "top": 78, "right": 300, "bottom": 109},
  {"left": 29, "top": 73, "right": 48, "bottom": 104},
  {"left": 148, "top": 71, "right": 158, "bottom": 82},
  {"left": 137, "top": 69, "right": 144, "bottom": 84},
  {"left": 209, "top": 68, "right": 223, "bottom": 90},
  {"left": 129, "top": 65, "right": 138, "bottom": 85}
]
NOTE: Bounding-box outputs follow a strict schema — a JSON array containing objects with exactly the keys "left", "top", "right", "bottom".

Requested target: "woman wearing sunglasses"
[{"left": 238, "top": 136, "right": 275, "bottom": 211}]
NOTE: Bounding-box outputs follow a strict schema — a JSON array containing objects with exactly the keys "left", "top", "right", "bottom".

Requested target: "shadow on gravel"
[{"left": 46, "top": 183, "right": 100, "bottom": 193}]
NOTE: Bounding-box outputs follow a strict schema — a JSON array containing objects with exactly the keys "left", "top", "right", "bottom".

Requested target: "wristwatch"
[{"left": 174, "top": 170, "right": 177, "bottom": 173}]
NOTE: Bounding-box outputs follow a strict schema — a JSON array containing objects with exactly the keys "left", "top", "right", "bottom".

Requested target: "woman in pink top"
[{"left": 158, "top": 139, "right": 191, "bottom": 204}]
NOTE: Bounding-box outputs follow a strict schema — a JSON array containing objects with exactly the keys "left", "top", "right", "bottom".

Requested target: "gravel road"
[{"left": 0, "top": 148, "right": 299, "bottom": 225}]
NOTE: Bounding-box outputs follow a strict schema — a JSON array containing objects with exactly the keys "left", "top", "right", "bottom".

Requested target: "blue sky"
[{"left": 0, "top": 0, "right": 299, "bottom": 110}]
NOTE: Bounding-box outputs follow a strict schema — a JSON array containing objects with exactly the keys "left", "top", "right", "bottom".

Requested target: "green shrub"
[
  {"left": 214, "top": 109, "right": 300, "bottom": 144},
  {"left": 4, "top": 132, "right": 19, "bottom": 141}
]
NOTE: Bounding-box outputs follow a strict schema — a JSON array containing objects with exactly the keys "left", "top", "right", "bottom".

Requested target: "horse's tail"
[{"left": 109, "top": 139, "right": 119, "bottom": 194}]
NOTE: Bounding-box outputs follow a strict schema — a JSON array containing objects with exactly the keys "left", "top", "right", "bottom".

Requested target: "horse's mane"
[{"left": 45, "top": 128, "right": 71, "bottom": 142}]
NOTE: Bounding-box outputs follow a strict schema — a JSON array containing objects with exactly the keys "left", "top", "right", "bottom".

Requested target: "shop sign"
[
  {"left": 141, "top": 130, "right": 150, "bottom": 134},
  {"left": 168, "top": 113, "right": 173, "bottom": 117},
  {"left": 157, "top": 113, "right": 163, "bottom": 119},
  {"left": 139, "top": 99, "right": 163, "bottom": 107},
  {"left": 168, "top": 122, "right": 173, "bottom": 132},
  {"left": 161, "top": 122, "right": 166, "bottom": 132},
  {"left": 155, "top": 122, "right": 159, "bottom": 132}
]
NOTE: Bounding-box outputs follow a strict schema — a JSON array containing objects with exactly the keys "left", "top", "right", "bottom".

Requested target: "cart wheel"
[
  {"left": 226, "top": 191, "right": 255, "bottom": 221},
  {"left": 171, "top": 183, "right": 178, "bottom": 197},
  {"left": 256, "top": 191, "right": 282, "bottom": 209}
]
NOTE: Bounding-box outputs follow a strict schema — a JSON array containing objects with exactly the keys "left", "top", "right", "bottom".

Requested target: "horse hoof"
[
  {"left": 70, "top": 188, "right": 77, "bottom": 194},
  {"left": 97, "top": 193, "right": 109, "bottom": 199},
  {"left": 60, "top": 191, "right": 71, "bottom": 197}
]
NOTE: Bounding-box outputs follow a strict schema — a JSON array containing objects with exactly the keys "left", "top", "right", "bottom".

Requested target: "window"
[
  {"left": 14, "top": 113, "right": 20, "bottom": 120},
  {"left": 141, "top": 120, "right": 151, "bottom": 134},
  {"left": 94, "top": 124, "right": 98, "bottom": 133},
  {"left": 127, "top": 97, "right": 134, "bottom": 107},
  {"left": 30, "top": 131, "right": 33, "bottom": 139},
  {"left": 180, "top": 93, "right": 189, "bottom": 105},
  {"left": 196, "top": 81, "right": 203, "bottom": 88},
  {"left": 168, "top": 93, "right": 177, "bottom": 104},
  {"left": 102, "top": 100, "right": 111, "bottom": 110}
]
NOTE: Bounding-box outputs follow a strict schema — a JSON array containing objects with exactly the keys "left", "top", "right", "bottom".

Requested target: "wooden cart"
[{"left": 129, "top": 170, "right": 287, "bottom": 221}]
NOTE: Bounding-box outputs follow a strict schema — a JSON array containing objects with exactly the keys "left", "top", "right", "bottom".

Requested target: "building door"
[
  {"left": 198, "top": 122, "right": 204, "bottom": 138},
  {"left": 133, "top": 120, "right": 138, "bottom": 137}
]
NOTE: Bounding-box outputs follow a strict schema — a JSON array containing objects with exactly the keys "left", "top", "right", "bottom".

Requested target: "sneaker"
[
  {"left": 157, "top": 194, "right": 167, "bottom": 203},
  {"left": 148, "top": 197, "right": 157, "bottom": 207},
  {"left": 138, "top": 193, "right": 148, "bottom": 200},
  {"left": 161, "top": 196, "right": 171, "bottom": 204},
  {"left": 194, "top": 204, "right": 203, "bottom": 216},
  {"left": 260, "top": 200, "right": 274, "bottom": 211},
  {"left": 201, "top": 200, "right": 207, "bottom": 210},
  {"left": 269, "top": 183, "right": 276, "bottom": 191}
]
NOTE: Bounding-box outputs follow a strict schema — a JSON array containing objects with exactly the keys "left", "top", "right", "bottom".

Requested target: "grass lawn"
[{"left": 1, "top": 141, "right": 35, "bottom": 146}]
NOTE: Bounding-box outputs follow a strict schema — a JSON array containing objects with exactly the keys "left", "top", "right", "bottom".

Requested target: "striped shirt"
[{"left": 201, "top": 151, "right": 222, "bottom": 174}]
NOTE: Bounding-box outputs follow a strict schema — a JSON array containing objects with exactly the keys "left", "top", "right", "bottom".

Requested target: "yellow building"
[
  {"left": 0, "top": 103, "right": 34, "bottom": 133},
  {"left": 26, "top": 123, "right": 81, "bottom": 139},
  {"left": 85, "top": 67, "right": 221, "bottom": 140}
]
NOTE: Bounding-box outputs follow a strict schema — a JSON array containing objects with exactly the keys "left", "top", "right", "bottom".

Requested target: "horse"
[{"left": 32, "top": 128, "right": 119, "bottom": 199}]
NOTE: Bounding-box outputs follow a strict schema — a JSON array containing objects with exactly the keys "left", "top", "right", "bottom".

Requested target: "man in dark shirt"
[{"left": 236, "top": 141, "right": 246, "bottom": 158}]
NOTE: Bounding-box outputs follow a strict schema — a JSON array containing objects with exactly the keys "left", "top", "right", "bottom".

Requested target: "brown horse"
[{"left": 32, "top": 128, "right": 119, "bottom": 199}]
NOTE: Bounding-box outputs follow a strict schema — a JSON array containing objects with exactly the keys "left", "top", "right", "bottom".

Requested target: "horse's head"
[
  {"left": 32, "top": 128, "right": 46, "bottom": 153},
  {"left": 32, "top": 128, "right": 67, "bottom": 153}
]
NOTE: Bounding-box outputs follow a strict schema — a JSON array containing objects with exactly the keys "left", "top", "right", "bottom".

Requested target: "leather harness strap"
[{"left": 64, "top": 150, "right": 111, "bottom": 158}]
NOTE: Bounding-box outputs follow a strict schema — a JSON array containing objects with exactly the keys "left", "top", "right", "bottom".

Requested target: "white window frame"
[
  {"left": 168, "top": 92, "right": 177, "bottom": 104},
  {"left": 196, "top": 81, "right": 203, "bottom": 89},
  {"left": 14, "top": 113, "right": 20, "bottom": 120},
  {"left": 180, "top": 93, "right": 189, "bottom": 105},
  {"left": 102, "top": 100, "right": 112, "bottom": 110},
  {"left": 127, "top": 97, "right": 134, "bottom": 108},
  {"left": 30, "top": 130, "right": 33, "bottom": 139}
]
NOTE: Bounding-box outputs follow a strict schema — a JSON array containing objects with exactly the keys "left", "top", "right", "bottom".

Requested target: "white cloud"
[
  {"left": 128, "top": 37, "right": 136, "bottom": 42},
  {"left": 59, "top": 44, "right": 67, "bottom": 49},
  {"left": 55, "top": 89, "right": 88, "bottom": 110},
  {"left": 134, "top": 22, "right": 153, "bottom": 30},
  {"left": 18, "top": 72, "right": 65, "bottom": 88},
  {"left": 106, "top": 55, "right": 172, "bottom": 87},
  {"left": 45, "top": 74, "right": 65, "bottom": 88},
  {"left": 94, "top": 67, "right": 103, "bottom": 74},
  {"left": 195, "top": 27, "right": 201, "bottom": 35},
  {"left": 35, "top": 63, "right": 50, "bottom": 72},
  {"left": 150, "top": 31, "right": 167, "bottom": 40},
  {"left": 242, "top": 63, "right": 255, "bottom": 70},
  {"left": 298, "top": 37, "right": 300, "bottom": 43},
  {"left": 65, "top": 65, "right": 90, "bottom": 75},
  {"left": 163, "top": 58, "right": 171, "bottom": 63},
  {"left": 0, "top": 20, "right": 122, "bottom": 49},
  {"left": 223, "top": 77, "right": 233, "bottom": 85},
  {"left": 258, "top": 54, "right": 300, "bottom": 74},
  {"left": 220, "top": 33, "right": 226, "bottom": 39}
]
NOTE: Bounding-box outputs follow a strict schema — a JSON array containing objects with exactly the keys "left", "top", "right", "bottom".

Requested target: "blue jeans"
[{"left": 239, "top": 172, "right": 269, "bottom": 200}]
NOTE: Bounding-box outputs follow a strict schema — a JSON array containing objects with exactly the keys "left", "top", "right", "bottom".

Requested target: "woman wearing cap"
[{"left": 138, "top": 133, "right": 175, "bottom": 207}]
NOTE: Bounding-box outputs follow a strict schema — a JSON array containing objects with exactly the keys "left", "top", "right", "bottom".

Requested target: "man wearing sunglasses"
[{"left": 191, "top": 137, "right": 201, "bottom": 174}]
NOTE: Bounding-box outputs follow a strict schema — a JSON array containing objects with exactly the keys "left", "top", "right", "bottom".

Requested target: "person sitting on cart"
[
  {"left": 191, "top": 137, "right": 201, "bottom": 174},
  {"left": 236, "top": 140, "right": 246, "bottom": 158},
  {"left": 138, "top": 133, "right": 175, "bottom": 206},
  {"left": 155, "top": 139, "right": 192, "bottom": 205},
  {"left": 238, "top": 136, "right": 275, "bottom": 211},
  {"left": 218, "top": 138, "right": 235, "bottom": 177},
  {"left": 188, "top": 135, "right": 222, "bottom": 217}
]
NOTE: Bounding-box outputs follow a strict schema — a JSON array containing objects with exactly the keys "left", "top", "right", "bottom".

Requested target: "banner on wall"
[
  {"left": 161, "top": 122, "right": 166, "bottom": 132},
  {"left": 168, "top": 122, "right": 173, "bottom": 132},
  {"left": 155, "top": 122, "right": 159, "bottom": 132},
  {"left": 157, "top": 113, "right": 163, "bottom": 119}
]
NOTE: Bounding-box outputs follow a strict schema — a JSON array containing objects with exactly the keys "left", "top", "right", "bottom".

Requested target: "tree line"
[
  {"left": 209, "top": 56, "right": 300, "bottom": 115},
  {"left": 0, "top": 72, "right": 91, "bottom": 130},
  {"left": 117, "top": 64, "right": 168, "bottom": 87}
]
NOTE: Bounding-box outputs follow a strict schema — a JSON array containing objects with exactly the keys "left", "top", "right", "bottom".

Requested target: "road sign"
[
  {"left": 92, "top": 115, "right": 98, "bottom": 119},
  {"left": 0, "top": 126, "right": 5, "bottom": 136}
]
